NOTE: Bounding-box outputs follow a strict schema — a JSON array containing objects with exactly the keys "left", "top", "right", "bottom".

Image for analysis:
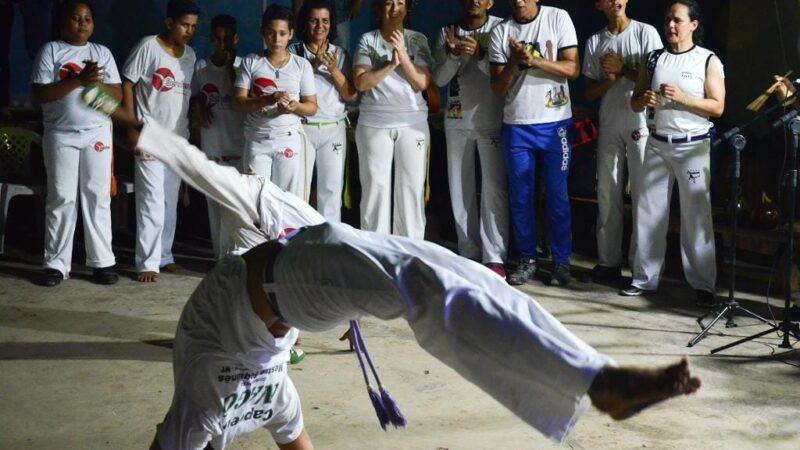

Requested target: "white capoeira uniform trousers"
[
  {"left": 595, "top": 124, "right": 648, "bottom": 268},
  {"left": 134, "top": 154, "right": 181, "bottom": 272},
  {"left": 244, "top": 128, "right": 311, "bottom": 203},
  {"left": 303, "top": 120, "right": 347, "bottom": 222},
  {"left": 356, "top": 122, "right": 430, "bottom": 239},
  {"left": 631, "top": 136, "right": 716, "bottom": 292},
  {"left": 42, "top": 125, "right": 115, "bottom": 277},
  {"left": 205, "top": 157, "right": 241, "bottom": 259},
  {"left": 445, "top": 128, "right": 508, "bottom": 264},
  {"left": 136, "top": 122, "right": 614, "bottom": 444}
]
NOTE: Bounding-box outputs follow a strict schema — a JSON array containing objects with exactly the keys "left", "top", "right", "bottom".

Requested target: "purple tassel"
[
  {"left": 368, "top": 386, "right": 390, "bottom": 430},
  {"left": 380, "top": 387, "right": 407, "bottom": 428}
]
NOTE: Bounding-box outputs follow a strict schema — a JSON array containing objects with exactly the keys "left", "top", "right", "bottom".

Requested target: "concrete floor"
[{"left": 1, "top": 243, "right": 799, "bottom": 450}]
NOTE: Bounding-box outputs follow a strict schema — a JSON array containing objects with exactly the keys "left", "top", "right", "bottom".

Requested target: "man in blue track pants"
[{"left": 489, "top": 0, "right": 580, "bottom": 286}]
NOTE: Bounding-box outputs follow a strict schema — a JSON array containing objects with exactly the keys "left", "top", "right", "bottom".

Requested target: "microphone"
[
  {"left": 772, "top": 109, "right": 799, "bottom": 129},
  {"left": 713, "top": 126, "right": 741, "bottom": 148}
]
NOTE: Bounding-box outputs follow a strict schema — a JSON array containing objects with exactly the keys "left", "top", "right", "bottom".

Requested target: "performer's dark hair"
[
  {"left": 670, "top": 0, "right": 704, "bottom": 44},
  {"left": 374, "top": 0, "right": 414, "bottom": 28},
  {"left": 59, "top": 0, "right": 95, "bottom": 22},
  {"left": 166, "top": 0, "right": 201, "bottom": 21},
  {"left": 296, "top": 0, "right": 338, "bottom": 43},
  {"left": 262, "top": 4, "right": 294, "bottom": 31},
  {"left": 210, "top": 14, "right": 237, "bottom": 33}
]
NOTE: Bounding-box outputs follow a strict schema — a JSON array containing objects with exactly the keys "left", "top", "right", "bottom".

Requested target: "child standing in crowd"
[
  {"left": 191, "top": 14, "right": 245, "bottom": 258},
  {"left": 291, "top": 0, "right": 358, "bottom": 222},
  {"left": 31, "top": 0, "right": 121, "bottom": 287},
  {"left": 122, "top": 0, "right": 199, "bottom": 282},
  {"left": 234, "top": 5, "right": 318, "bottom": 202}
]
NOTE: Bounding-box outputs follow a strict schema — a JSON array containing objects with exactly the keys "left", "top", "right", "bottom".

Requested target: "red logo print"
[
  {"left": 152, "top": 68, "right": 176, "bottom": 92},
  {"left": 283, "top": 148, "right": 294, "bottom": 159},
  {"left": 201, "top": 83, "right": 220, "bottom": 107},
  {"left": 252, "top": 77, "right": 278, "bottom": 100},
  {"left": 94, "top": 141, "right": 106, "bottom": 152},
  {"left": 58, "top": 62, "right": 83, "bottom": 80}
]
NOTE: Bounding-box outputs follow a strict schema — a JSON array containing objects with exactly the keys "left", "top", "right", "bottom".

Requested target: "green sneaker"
[{"left": 289, "top": 347, "right": 305, "bottom": 364}]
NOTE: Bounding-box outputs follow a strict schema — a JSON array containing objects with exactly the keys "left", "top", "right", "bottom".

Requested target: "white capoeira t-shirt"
[
  {"left": 489, "top": 7, "right": 578, "bottom": 125},
  {"left": 288, "top": 42, "right": 350, "bottom": 123},
  {"left": 122, "top": 35, "right": 195, "bottom": 138},
  {"left": 353, "top": 29, "right": 433, "bottom": 128},
  {"left": 156, "top": 257, "right": 303, "bottom": 450},
  {"left": 434, "top": 16, "right": 504, "bottom": 132},
  {"left": 235, "top": 52, "right": 316, "bottom": 137},
  {"left": 582, "top": 20, "right": 662, "bottom": 130},
  {"left": 192, "top": 56, "right": 245, "bottom": 158},
  {"left": 30, "top": 40, "right": 121, "bottom": 132},
  {"left": 650, "top": 45, "right": 724, "bottom": 136}
]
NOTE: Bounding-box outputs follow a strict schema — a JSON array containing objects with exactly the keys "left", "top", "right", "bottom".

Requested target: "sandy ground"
[{"left": 1, "top": 251, "right": 799, "bottom": 450}]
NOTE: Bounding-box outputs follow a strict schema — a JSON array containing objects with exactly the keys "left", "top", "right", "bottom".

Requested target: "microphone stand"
[{"left": 687, "top": 91, "right": 800, "bottom": 351}]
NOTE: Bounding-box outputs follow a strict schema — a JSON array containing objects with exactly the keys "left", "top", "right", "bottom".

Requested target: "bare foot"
[
  {"left": 160, "top": 263, "right": 183, "bottom": 273},
  {"left": 588, "top": 358, "right": 701, "bottom": 420},
  {"left": 137, "top": 271, "right": 159, "bottom": 283}
]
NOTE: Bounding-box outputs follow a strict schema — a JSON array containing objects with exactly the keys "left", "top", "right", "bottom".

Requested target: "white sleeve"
[
  {"left": 137, "top": 123, "right": 264, "bottom": 239},
  {"left": 234, "top": 55, "right": 253, "bottom": 90},
  {"left": 557, "top": 10, "right": 578, "bottom": 52},
  {"left": 353, "top": 33, "right": 372, "bottom": 68},
  {"left": 266, "top": 376, "right": 305, "bottom": 445},
  {"left": 30, "top": 42, "right": 55, "bottom": 85},
  {"left": 299, "top": 59, "right": 317, "bottom": 96},
  {"left": 488, "top": 25, "right": 508, "bottom": 65},
  {"left": 582, "top": 38, "right": 600, "bottom": 80},
  {"left": 409, "top": 32, "right": 433, "bottom": 68},
  {"left": 191, "top": 59, "right": 203, "bottom": 95},
  {"left": 155, "top": 396, "right": 216, "bottom": 450},
  {"left": 99, "top": 46, "right": 121, "bottom": 84},
  {"left": 642, "top": 24, "right": 664, "bottom": 55},
  {"left": 122, "top": 38, "right": 150, "bottom": 83},
  {"left": 432, "top": 27, "right": 462, "bottom": 88}
]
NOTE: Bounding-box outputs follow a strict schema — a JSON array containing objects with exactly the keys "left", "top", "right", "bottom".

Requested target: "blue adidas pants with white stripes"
[{"left": 501, "top": 119, "right": 573, "bottom": 265}]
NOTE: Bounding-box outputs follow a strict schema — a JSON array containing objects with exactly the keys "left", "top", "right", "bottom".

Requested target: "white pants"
[
  {"left": 632, "top": 137, "right": 716, "bottom": 291},
  {"left": 135, "top": 153, "right": 181, "bottom": 272},
  {"left": 356, "top": 122, "right": 429, "bottom": 239},
  {"left": 304, "top": 121, "right": 347, "bottom": 222},
  {"left": 244, "top": 129, "right": 310, "bottom": 202},
  {"left": 42, "top": 126, "right": 115, "bottom": 276},
  {"left": 274, "top": 222, "right": 614, "bottom": 444},
  {"left": 445, "top": 128, "right": 508, "bottom": 263},
  {"left": 595, "top": 125, "right": 648, "bottom": 268},
  {"left": 205, "top": 157, "right": 241, "bottom": 259}
]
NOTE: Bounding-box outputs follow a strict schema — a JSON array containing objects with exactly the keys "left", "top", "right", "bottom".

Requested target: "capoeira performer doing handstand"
[{"left": 94, "top": 104, "right": 701, "bottom": 449}]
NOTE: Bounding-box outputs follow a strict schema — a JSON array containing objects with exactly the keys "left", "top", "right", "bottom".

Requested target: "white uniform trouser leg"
[
  {"left": 205, "top": 159, "right": 239, "bottom": 259},
  {"left": 304, "top": 122, "right": 347, "bottom": 222},
  {"left": 445, "top": 128, "right": 508, "bottom": 263},
  {"left": 632, "top": 137, "right": 716, "bottom": 291},
  {"left": 159, "top": 166, "right": 181, "bottom": 267},
  {"left": 356, "top": 122, "right": 429, "bottom": 239},
  {"left": 135, "top": 155, "right": 166, "bottom": 273},
  {"left": 43, "top": 126, "right": 115, "bottom": 277},
  {"left": 595, "top": 125, "right": 648, "bottom": 268},
  {"left": 245, "top": 130, "right": 309, "bottom": 202},
  {"left": 274, "top": 222, "right": 613, "bottom": 444}
]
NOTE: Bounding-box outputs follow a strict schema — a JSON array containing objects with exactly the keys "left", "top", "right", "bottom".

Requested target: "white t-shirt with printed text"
[
  {"left": 122, "top": 35, "right": 196, "bottom": 138},
  {"left": 192, "top": 56, "right": 245, "bottom": 158},
  {"left": 235, "top": 52, "right": 316, "bottom": 137},
  {"left": 156, "top": 256, "right": 303, "bottom": 450},
  {"left": 353, "top": 29, "right": 433, "bottom": 128},
  {"left": 434, "top": 16, "right": 504, "bottom": 132},
  {"left": 31, "top": 40, "right": 121, "bottom": 132},
  {"left": 289, "top": 42, "right": 350, "bottom": 123},
  {"left": 489, "top": 7, "right": 578, "bottom": 125},
  {"left": 583, "top": 20, "right": 662, "bottom": 130}
]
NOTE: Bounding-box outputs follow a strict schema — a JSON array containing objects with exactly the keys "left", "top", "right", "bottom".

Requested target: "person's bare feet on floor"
[
  {"left": 588, "top": 357, "right": 701, "bottom": 420},
  {"left": 137, "top": 271, "right": 159, "bottom": 282},
  {"left": 160, "top": 263, "right": 184, "bottom": 273}
]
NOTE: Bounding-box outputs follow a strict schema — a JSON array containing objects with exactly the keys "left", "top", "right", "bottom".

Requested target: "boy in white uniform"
[
  {"left": 234, "top": 5, "right": 318, "bottom": 202},
  {"left": 31, "top": 0, "right": 120, "bottom": 286},
  {"left": 290, "top": 0, "right": 359, "bottom": 222},
  {"left": 433, "top": 0, "right": 508, "bottom": 278},
  {"left": 583, "top": 0, "right": 662, "bottom": 283},
  {"left": 192, "top": 14, "right": 245, "bottom": 258},
  {"left": 122, "top": 0, "right": 198, "bottom": 282}
]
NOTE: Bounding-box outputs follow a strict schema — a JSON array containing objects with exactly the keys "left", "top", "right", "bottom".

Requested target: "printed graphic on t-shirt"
[
  {"left": 252, "top": 77, "right": 278, "bottom": 98},
  {"left": 59, "top": 62, "right": 82, "bottom": 80},
  {"left": 545, "top": 85, "right": 569, "bottom": 108},
  {"left": 201, "top": 83, "right": 221, "bottom": 107},
  {"left": 283, "top": 148, "right": 294, "bottom": 159},
  {"left": 218, "top": 364, "right": 285, "bottom": 432},
  {"left": 93, "top": 140, "right": 109, "bottom": 152},
  {"left": 153, "top": 67, "right": 180, "bottom": 92}
]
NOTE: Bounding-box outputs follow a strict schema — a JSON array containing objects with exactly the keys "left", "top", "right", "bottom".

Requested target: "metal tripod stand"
[{"left": 687, "top": 133, "right": 774, "bottom": 348}]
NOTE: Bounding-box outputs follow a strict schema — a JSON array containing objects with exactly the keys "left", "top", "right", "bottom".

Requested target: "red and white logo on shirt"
[
  {"left": 252, "top": 77, "right": 278, "bottom": 98},
  {"left": 283, "top": 148, "right": 294, "bottom": 159},
  {"left": 94, "top": 141, "right": 109, "bottom": 152},
  {"left": 152, "top": 67, "right": 176, "bottom": 92},
  {"left": 201, "top": 83, "right": 220, "bottom": 107},
  {"left": 58, "top": 62, "right": 83, "bottom": 80}
]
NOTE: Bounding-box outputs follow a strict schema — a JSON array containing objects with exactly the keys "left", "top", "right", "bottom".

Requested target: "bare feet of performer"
[
  {"left": 588, "top": 358, "right": 701, "bottom": 420},
  {"left": 160, "top": 263, "right": 184, "bottom": 273},
  {"left": 137, "top": 271, "right": 159, "bottom": 283}
]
